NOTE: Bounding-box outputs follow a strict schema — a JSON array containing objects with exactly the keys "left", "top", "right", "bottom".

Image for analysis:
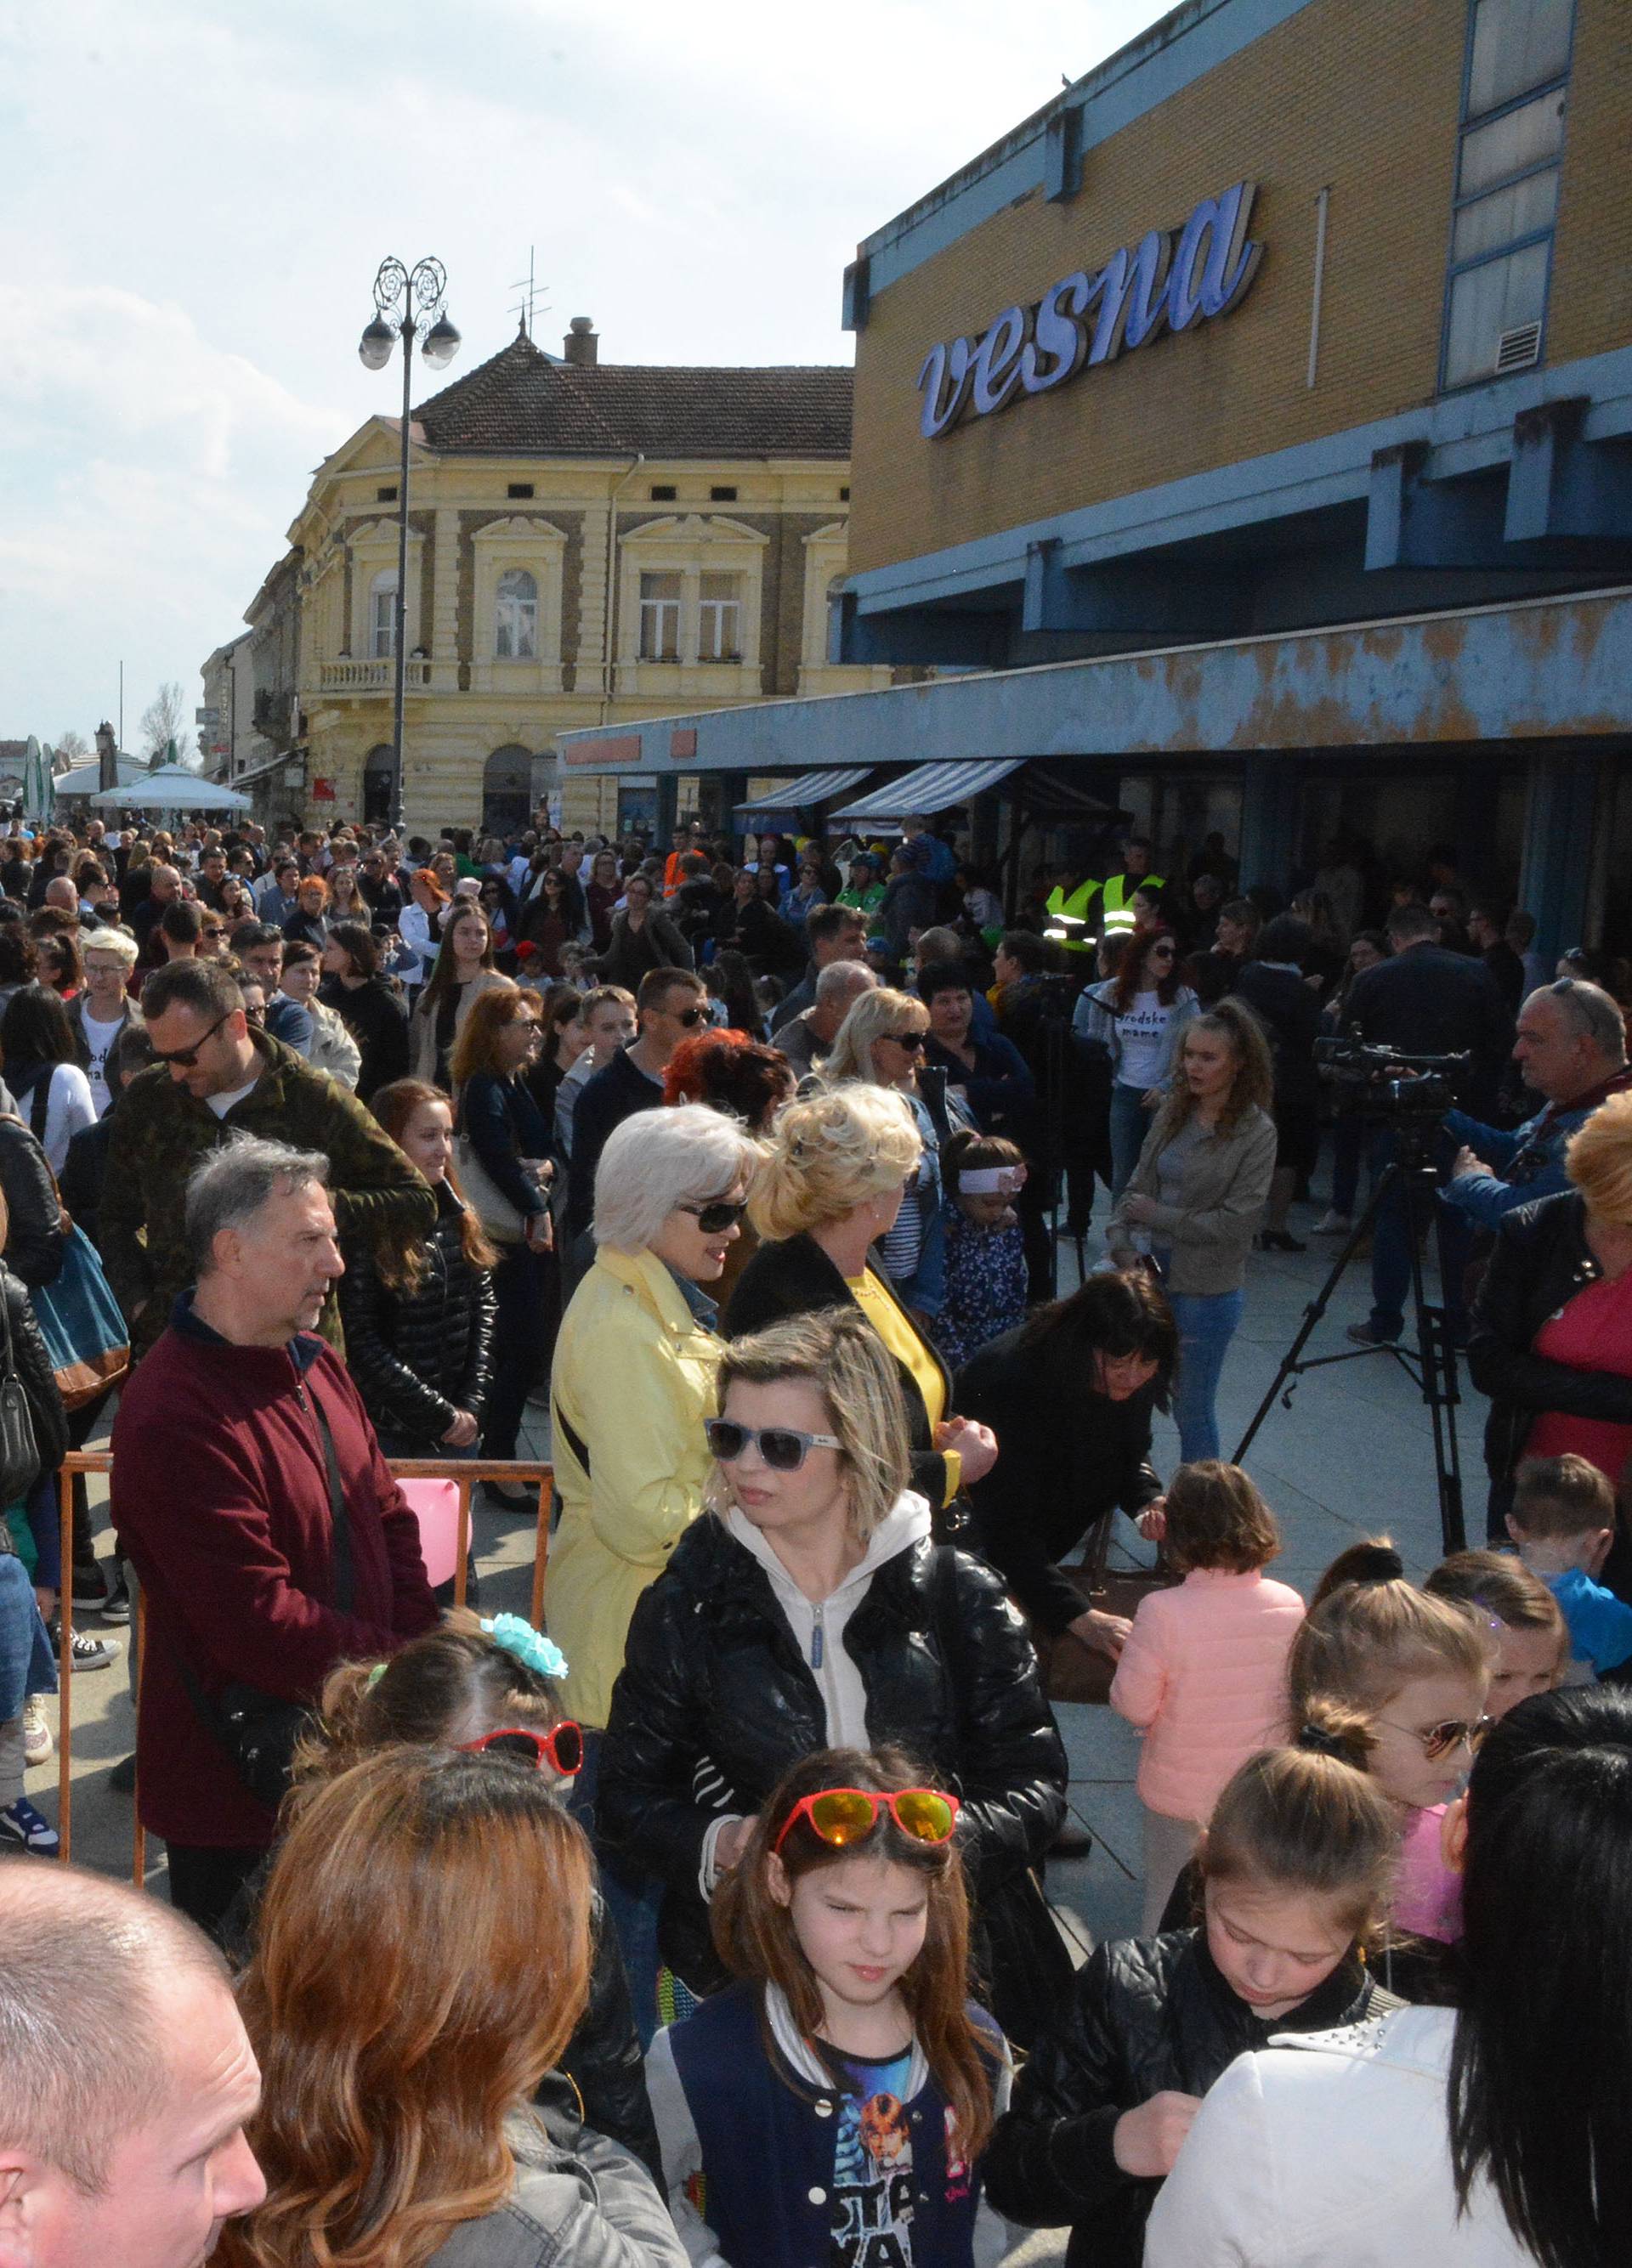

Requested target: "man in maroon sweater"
[{"left": 113, "top": 1134, "right": 438, "bottom": 1936}]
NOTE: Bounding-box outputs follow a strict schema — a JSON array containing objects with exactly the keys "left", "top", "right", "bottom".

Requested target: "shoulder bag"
[
  {"left": 31, "top": 1222, "right": 129, "bottom": 1411},
  {"left": 456, "top": 1086, "right": 544, "bottom": 1247}
]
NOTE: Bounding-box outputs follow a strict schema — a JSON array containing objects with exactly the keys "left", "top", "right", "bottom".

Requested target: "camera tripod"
[{"left": 1233, "top": 1118, "right": 1468, "bottom": 1555}]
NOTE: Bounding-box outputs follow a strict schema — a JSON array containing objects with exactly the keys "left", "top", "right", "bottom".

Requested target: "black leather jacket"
[
  {"left": 0, "top": 1116, "right": 67, "bottom": 1290},
  {"left": 337, "top": 1181, "right": 496, "bottom": 1454},
  {"left": 983, "top": 1929, "right": 1389, "bottom": 2268},
  {"left": 956, "top": 1324, "right": 1163, "bottom": 1637},
  {"left": 598, "top": 1514, "right": 1069, "bottom": 2045},
  {"left": 1467, "top": 1189, "right": 1628, "bottom": 1509}
]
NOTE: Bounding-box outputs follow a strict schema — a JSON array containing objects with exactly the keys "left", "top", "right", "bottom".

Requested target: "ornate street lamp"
[{"left": 358, "top": 257, "right": 461, "bottom": 829}]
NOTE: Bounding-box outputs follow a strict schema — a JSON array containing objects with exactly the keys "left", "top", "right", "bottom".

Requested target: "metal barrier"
[{"left": 53, "top": 1450, "right": 554, "bottom": 1878}]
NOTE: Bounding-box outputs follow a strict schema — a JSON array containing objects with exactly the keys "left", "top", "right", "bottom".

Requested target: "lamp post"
[{"left": 358, "top": 257, "right": 461, "bottom": 830}]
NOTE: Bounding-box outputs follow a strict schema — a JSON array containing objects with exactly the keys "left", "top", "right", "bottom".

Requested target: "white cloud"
[{"left": 0, "top": 0, "right": 1164, "bottom": 739}]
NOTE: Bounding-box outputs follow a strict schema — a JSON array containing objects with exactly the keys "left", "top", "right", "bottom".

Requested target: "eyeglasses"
[
  {"left": 460, "top": 1722, "right": 584, "bottom": 1777},
  {"left": 149, "top": 1010, "right": 231, "bottom": 1068},
  {"left": 201, "top": 925, "right": 225, "bottom": 938},
  {"left": 678, "top": 1197, "right": 748, "bottom": 1234},
  {"left": 887, "top": 1029, "right": 927, "bottom": 1051},
  {"left": 773, "top": 1785, "right": 961, "bottom": 1856},
  {"left": 705, "top": 1419, "right": 842, "bottom": 1471},
  {"left": 1148, "top": 945, "right": 1177, "bottom": 959},
  {"left": 1375, "top": 1714, "right": 1491, "bottom": 1762},
  {"left": 672, "top": 1005, "right": 710, "bottom": 1029}
]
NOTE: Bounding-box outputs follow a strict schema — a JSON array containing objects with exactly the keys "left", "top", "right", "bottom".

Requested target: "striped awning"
[
  {"left": 829, "top": 755, "right": 1026, "bottom": 823},
  {"left": 734, "top": 766, "right": 873, "bottom": 817}
]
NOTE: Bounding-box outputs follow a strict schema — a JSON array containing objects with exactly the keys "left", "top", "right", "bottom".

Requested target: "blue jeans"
[
  {"left": 1109, "top": 1083, "right": 1153, "bottom": 1200},
  {"left": 1364, "top": 1129, "right": 1471, "bottom": 1341},
  {"left": 570, "top": 1728, "right": 664, "bottom": 2050},
  {"left": 1168, "top": 1287, "right": 1245, "bottom": 1464}
]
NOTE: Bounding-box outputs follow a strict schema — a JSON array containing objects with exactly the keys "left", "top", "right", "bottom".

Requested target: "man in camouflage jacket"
[{"left": 101, "top": 958, "right": 433, "bottom": 1360}]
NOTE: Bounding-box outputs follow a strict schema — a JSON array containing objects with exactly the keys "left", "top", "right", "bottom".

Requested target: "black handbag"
[
  {"left": 0, "top": 1286, "right": 41, "bottom": 1509},
  {"left": 178, "top": 1388, "right": 355, "bottom": 1813}
]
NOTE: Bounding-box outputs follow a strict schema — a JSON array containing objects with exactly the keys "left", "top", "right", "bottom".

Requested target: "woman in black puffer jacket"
[
  {"left": 598, "top": 1308, "right": 1069, "bottom": 2050},
  {"left": 983, "top": 1717, "right": 1402, "bottom": 2268},
  {"left": 339, "top": 1079, "right": 496, "bottom": 1458}
]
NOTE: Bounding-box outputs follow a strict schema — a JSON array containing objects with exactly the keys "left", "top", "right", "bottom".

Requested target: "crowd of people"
[{"left": 0, "top": 800, "right": 1629, "bottom": 2265}]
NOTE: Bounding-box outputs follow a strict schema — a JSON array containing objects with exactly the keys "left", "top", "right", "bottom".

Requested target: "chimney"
[{"left": 564, "top": 316, "right": 598, "bottom": 367}]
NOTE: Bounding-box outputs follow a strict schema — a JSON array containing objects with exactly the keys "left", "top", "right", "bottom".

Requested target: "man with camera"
[
  {"left": 1339, "top": 900, "right": 1513, "bottom": 1346},
  {"left": 1442, "top": 977, "right": 1632, "bottom": 1227}
]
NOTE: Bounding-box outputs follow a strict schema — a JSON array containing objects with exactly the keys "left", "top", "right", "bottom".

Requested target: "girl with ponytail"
[{"left": 984, "top": 1705, "right": 1397, "bottom": 2268}]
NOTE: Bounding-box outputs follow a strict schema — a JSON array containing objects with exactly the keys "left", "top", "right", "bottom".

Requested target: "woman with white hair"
[
  {"left": 547, "top": 1100, "right": 765, "bottom": 2045},
  {"left": 547, "top": 1101, "right": 767, "bottom": 1735}
]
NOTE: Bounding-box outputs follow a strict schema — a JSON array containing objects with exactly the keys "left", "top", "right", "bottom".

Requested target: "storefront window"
[{"left": 1441, "top": 0, "right": 1575, "bottom": 390}]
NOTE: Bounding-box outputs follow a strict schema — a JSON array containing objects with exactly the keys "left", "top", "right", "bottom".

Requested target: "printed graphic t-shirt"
[{"left": 829, "top": 2045, "right": 917, "bottom": 2267}]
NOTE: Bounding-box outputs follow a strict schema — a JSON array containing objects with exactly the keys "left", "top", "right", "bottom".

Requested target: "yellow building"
[{"left": 226, "top": 319, "right": 887, "bottom": 839}]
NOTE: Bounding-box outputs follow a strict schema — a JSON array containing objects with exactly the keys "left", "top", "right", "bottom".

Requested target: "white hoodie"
[{"left": 698, "top": 1490, "right": 932, "bottom": 1896}]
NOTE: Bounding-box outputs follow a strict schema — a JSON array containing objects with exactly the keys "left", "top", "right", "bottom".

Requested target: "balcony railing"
[{"left": 319, "top": 658, "right": 432, "bottom": 693}]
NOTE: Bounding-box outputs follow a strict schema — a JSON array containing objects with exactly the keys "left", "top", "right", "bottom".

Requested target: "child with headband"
[
  {"left": 935, "top": 1130, "right": 1029, "bottom": 1369},
  {"left": 647, "top": 1744, "right": 1012, "bottom": 2268},
  {"left": 986, "top": 1706, "right": 1398, "bottom": 2268}
]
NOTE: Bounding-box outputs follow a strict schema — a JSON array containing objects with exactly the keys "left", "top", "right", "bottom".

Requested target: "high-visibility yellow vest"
[
  {"left": 1099, "top": 871, "right": 1164, "bottom": 933},
  {"left": 1046, "top": 879, "right": 1101, "bottom": 953}
]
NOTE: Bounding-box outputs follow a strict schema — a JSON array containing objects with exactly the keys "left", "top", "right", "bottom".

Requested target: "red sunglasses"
[
  {"left": 772, "top": 1785, "right": 960, "bottom": 1856},
  {"left": 460, "top": 1722, "right": 583, "bottom": 1777}
]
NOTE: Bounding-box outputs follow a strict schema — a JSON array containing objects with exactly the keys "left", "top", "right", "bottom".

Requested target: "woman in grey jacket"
[
  {"left": 1109, "top": 1000, "right": 1276, "bottom": 1461},
  {"left": 222, "top": 1747, "right": 686, "bottom": 2268}
]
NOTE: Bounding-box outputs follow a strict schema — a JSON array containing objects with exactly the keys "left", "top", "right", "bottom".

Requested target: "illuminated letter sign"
[{"left": 916, "top": 180, "right": 1263, "bottom": 439}]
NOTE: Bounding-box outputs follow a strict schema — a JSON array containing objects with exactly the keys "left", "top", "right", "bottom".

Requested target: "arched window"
[
  {"left": 363, "top": 744, "right": 399, "bottom": 827},
  {"left": 496, "top": 568, "right": 538, "bottom": 660},
  {"left": 370, "top": 569, "right": 398, "bottom": 659},
  {"left": 483, "top": 744, "right": 535, "bottom": 838}
]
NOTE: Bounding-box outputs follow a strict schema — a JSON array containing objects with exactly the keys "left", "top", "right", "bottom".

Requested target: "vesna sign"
[{"left": 915, "top": 180, "right": 1264, "bottom": 440}]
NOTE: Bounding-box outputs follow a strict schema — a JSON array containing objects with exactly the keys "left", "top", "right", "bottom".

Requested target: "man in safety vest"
[
  {"left": 1044, "top": 865, "right": 1100, "bottom": 957},
  {"left": 1098, "top": 834, "right": 1164, "bottom": 936}
]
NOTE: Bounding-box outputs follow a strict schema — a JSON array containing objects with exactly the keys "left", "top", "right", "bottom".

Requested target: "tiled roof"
[{"left": 414, "top": 330, "right": 853, "bottom": 461}]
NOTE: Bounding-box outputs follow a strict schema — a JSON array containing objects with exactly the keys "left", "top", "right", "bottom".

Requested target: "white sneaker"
[
  {"left": 21, "top": 1695, "right": 52, "bottom": 1767},
  {"left": 1311, "top": 1210, "right": 1353, "bottom": 1235},
  {"left": 0, "top": 1798, "right": 60, "bottom": 1856}
]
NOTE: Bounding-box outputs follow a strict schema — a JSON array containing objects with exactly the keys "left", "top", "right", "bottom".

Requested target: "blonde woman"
[
  {"left": 1109, "top": 999, "right": 1276, "bottom": 1461},
  {"left": 728, "top": 1083, "right": 995, "bottom": 1514},
  {"left": 1470, "top": 1086, "right": 1632, "bottom": 1580},
  {"left": 820, "top": 983, "right": 964, "bottom": 1320},
  {"left": 598, "top": 1308, "right": 1069, "bottom": 2050}
]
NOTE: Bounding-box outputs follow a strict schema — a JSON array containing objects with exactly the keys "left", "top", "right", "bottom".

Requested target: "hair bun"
[
  {"left": 1346, "top": 1541, "right": 1406, "bottom": 1586},
  {"left": 1296, "top": 1721, "right": 1347, "bottom": 1757}
]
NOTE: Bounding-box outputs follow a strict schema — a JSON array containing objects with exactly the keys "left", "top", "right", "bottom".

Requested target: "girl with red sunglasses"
[{"left": 647, "top": 1745, "right": 1011, "bottom": 2268}]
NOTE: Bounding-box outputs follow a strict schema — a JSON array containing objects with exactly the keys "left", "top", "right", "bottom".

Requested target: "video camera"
[{"left": 1314, "top": 1034, "right": 1470, "bottom": 1119}]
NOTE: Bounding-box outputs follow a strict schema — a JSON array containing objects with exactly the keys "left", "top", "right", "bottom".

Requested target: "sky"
[{"left": 0, "top": 0, "right": 1165, "bottom": 750}]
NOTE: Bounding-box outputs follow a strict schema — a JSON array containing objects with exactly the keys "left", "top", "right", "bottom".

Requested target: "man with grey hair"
[
  {"left": 0, "top": 1865, "right": 264, "bottom": 2263},
  {"left": 111, "top": 1134, "right": 438, "bottom": 1937},
  {"left": 1443, "top": 977, "right": 1632, "bottom": 1230},
  {"left": 771, "top": 958, "right": 876, "bottom": 1078}
]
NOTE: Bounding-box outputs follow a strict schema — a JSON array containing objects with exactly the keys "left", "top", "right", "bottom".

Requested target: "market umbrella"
[
  {"left": 89, "top": 763, "right": 251, "bottom": 813},
  {"left": 21, "top": 738, "right": 52, "bottom": 825}
]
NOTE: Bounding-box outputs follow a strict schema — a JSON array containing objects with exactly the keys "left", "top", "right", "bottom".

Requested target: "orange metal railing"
[{"left": 54, "top": 1450, "right": 553, "bottom": 1878}]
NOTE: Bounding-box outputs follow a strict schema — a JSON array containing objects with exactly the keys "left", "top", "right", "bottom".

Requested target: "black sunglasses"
[
  {"left": 673, "top": 1005, "right": 710, "bottom": 1029},
  {"left": 889, "top": 1029, "right": 927, "bottom": 1051},
  {"left": 705, "top": 1419, "right": 842, "bottom": 1471},
  {"left": 150, "top": 1010, "right": 231, "bottom": 1068},
  {"left": 678, "top": 1197, "right": 747, "bottom": 1234}
]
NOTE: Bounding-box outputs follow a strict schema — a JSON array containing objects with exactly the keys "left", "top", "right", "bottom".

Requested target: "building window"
[
  {"left": 1442, "top": 0, "right": 1574, "bottom": 389},
  {"left": 638, "top": 570, "right": 682, "bottom": 661},
  {"left": 650, "top": 484, "right": 677, "bottom": 501},
  {"left": 698, "top": 572, "right": 743, "bottom": 661},
  {"left": 840, "top": 486, "right": 850, "bottom": 501},
  {"left": 370, "top": 569, "right": 398, "bottom": 659},
  {"left": 709, "top": 485, "right": 737, "bottom": 502},
  {"left": 496, "top": 568, "right": 539, "bottom": 660},
  {"left": 377, "top": 485, "right": 398, "bottom": 502},
  {"left": 507, "top": 482, "right": 535, "bottom": 499}
]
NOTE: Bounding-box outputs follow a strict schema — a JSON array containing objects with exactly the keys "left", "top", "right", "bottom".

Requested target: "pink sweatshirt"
[{"left": 1110, "top": 1567, "right": 1307, "bottom": 1822}]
